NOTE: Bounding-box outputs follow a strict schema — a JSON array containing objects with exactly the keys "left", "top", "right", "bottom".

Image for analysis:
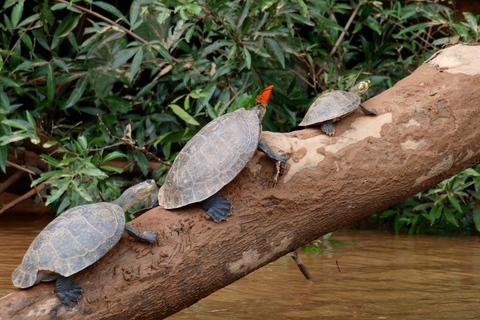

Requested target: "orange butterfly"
[{"left": 256, "top": 84, "right": 274, "bottom": 106}]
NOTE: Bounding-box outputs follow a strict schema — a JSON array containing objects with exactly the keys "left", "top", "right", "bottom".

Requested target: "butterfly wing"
[{"left": 255, "top": 85, "right": 274, "bottom": 106}]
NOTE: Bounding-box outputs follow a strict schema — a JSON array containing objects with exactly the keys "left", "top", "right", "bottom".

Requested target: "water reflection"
[
  {"left": 168, "top": 230, "right": 480, "bottom": 320},
  {"left": 2, "top": 206, "right": 480, "bottom": 319}
]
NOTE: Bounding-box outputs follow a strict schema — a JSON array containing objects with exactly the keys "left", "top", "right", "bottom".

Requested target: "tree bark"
[{"left": 1, "top": 44, "right": 480, "bottom": 319}]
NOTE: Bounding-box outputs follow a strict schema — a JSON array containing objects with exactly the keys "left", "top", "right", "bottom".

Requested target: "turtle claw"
[
  {"left": 55, "top": 276, "right": 82, "bottom": 306},
  {"left": 125, "top": 224, "right": 157, "bottom": 244},
  {"left": 202, "top": 193, "right": 231, "bottom": 222},
  {"left": 320, "top": 120, "right": 335, "bottom": 136},
  {"left": 258, "top": 140, "right": 287, "bottom": 166},
  {"left": 274, "top": 150, "right": 287, "bottom": 168}
]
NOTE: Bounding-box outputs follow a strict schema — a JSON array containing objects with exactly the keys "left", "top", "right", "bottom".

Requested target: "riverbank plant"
[{"left": 0, "top": 0, "right": 479, "bottom": 228}]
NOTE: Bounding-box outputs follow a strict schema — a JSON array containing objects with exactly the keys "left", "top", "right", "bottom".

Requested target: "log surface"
[{"left": 1, "top": 44, "right": 480, "bottom": 320}]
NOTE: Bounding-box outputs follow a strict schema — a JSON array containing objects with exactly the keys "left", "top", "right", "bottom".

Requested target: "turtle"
[
  {"left": 12, "top": 179, "right": 157, "bottom": 306},
  {"left": 299, "top": 80, "right": 377, "bottom": 135},
  {"left": 156, "top": 85, "right": 287, "bottom": 222}
]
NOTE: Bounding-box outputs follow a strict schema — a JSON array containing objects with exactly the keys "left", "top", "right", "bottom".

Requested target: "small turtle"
[
  {"left": 299, "top": 80, "right": 377, "bottom": 135},
  {"left": 157, "top": 85, "right": 286, "bottom": 222},
  {"left": 12, "top": 180, "right": 157, "bottom": 306}
]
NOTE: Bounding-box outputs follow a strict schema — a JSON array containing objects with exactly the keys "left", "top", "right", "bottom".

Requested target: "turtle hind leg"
[
  {"left": 55, "top": 276, "right": 82, "bottom": 306},
  {"left": 360, "top": 103, "right": 377, "bottom": 115},
  {"left": 320, "top": 120, "right": 335, "bottom": 136},
  {"left": 201, "top": 193, "right": 231, "bottom": 222},
  {"left": 258, "top": 140, "right": 287, "bottom": 166},
  {"left": 125, "top": 224, "right": 157, "bottom": 244}
]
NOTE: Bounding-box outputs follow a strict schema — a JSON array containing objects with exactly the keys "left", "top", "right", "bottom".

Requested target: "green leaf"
[
  {"left": 31, "top": 171, "right": 69, "bottom": 187},
  {"left": 73, "top": 183, "right": 92, "bottom": 202},
  {"left": 43, "top": 141, "right": 58, "bottom": 148},
  {"left": 11, "top": 3, "right": 23, "bottom": 28},
  {"left": 2, "top": 119, "right": 29, "bottom": 130},
  {"left": 0, "top": 76, "right": 21, "bottom": 87},
  {"left": 133, "top": 151, "right": 149, "bottom": 176},
  {"left": 78, "top": 168, "right": 108, "bottom": 178},
  {"left": 104, "top": 96, "right": 132, "bottom": 115},
  {"left": 54, "top": 13, "right": 81, "bottom": 39},
  {"left": 396, "top": 22, "right": 438, "bottom": 37},
  {"left": 130, "top": 1, "right": 140, "bottom": 27},
  {"left": 64, "top": 74, "right": 90, "bottom": 110},
  {"left": 93, "top": 1, "right": 126, "bottom": 22},
  {"left": 0, "top": 144, "right": 7, "bottom": 173},
  {"left": 154, "top": 129, "right": 199, "bottom": 146},
  {"left": 47, "top": 64, "right": 56, "bottom": 104},
  {"left": 185, "top": 24, "right": 195, "bottom": 43},
  {"left": 102, "top": 151, "right": 127, "bottom": 164},
  {"left": 447, "top": 194, "right": 463, "bottom": 213},
  {"left": 170, "top": 104, "right": 200, "bottom": 126},
  {"left": 130, "top": 47, "right": 144, "bottom": 82},
  {"left": 243, "top": 47, "right": 251, "bottom": 70},
  {"left": 77, "top": 135, "right": 87, "bottom": 150},
  {"left": 3, "top": 0, "right": 17, "bottom": 9},
  {"left": 265, "top": 38, "right": 285, "bottom": 69},
  {"left": 41, "top": 154, "right": 61, "bottom": 167},
  {"left": 473, "top": 208, "right": 480, "bottom": 233},
  {"left": 20, "top": 33, "right": 33, "bottom": 51},
  {"left": 45, "top": 179, "right": 71, "bottom": 206},
  {"left": 443, "top": 207, "right": 459, "bottom": 227},
  {"left": 0, "top": 132, "right": 30, "bottom": 145},
  {"left": 100, "top": 165, "right": 124, "bottom": 173},
  {"left": 152, "top": 43, "right": 173, "bottom": 65}
]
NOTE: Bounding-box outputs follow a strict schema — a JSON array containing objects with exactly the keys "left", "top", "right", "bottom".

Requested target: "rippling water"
[{"left": 1, "top": 198, "right": 480, "bottom": 319}]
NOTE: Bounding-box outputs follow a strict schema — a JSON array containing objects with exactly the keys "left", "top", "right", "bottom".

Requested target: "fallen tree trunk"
[{"left": 1, "top": 44, "right": 480, "bottom": 319}]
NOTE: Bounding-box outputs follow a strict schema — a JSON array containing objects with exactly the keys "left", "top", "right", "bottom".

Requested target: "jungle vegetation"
[{"left": 0, "top": 0, "right": 479, "bottom": 234}]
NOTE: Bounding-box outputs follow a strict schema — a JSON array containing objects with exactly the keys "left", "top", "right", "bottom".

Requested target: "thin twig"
[
  {"left": 290, "top": 249, "right": 314, "bottom": 282},
  {"left": 0, "top": 182, "right": 47, "bottom": 215},
  {"left": 6, "top": 160, "right": 37, "bottom": 175},
  {"left": 315, "top": 3, "right": 362, "bottom": 80},
  {"left": 96, "top": 115, "right": 171, "bottom": 167},
  {"left": 225, "top": 83, "right": 253, "bottom": 110},
  {"left": 52, "top": 0, "right": 180, "bottom": 64},
  {"left": 0, "top": 170, "right": 26, "bottom": 195},
  {"left": 29, "top": 173, "right": 45, "bottom": 206}
]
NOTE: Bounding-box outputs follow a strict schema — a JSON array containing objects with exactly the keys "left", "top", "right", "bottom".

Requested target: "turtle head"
[
  {"left": 355, "top": 80, "right": 371, "bottom": 95},
  {"left": 113, "top": 179, "right": 156, "bottom": 211},
  {"left": 254, "top": 84, "right": 274, "bottom": 120},
  {"left": 131, "top": 179, "right": 156, "bottom": 199}
]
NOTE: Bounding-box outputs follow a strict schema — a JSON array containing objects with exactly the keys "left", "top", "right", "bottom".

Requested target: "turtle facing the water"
[
  {"left": 299, "top": 80, "right": 377, "bottom": 135},
  {"left": 157, "top": 85, "right": 287, "bottom": 222},
  {"left": 12, "top": 180, "right": 157, "bottom": 306}
]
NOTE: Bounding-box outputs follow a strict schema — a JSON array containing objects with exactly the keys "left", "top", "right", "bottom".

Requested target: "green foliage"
[
  {"left": 365, "top": 165, "right": 480, "bottom": 235},
  {"left": 0, "top": 0, "right": 478, "bottom": 217}
]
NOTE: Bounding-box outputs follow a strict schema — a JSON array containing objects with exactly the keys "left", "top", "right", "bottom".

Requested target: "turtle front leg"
[
  {"left": 320, "top": 120, "right": 335, "bottom": 136},
  {"left": 201, "top": 193, "right": 232, "bottom": 222},
  {"left": 359, "top": 103, "right": 378, "bottom": 115},
  {"left": 258, "top": 140, "right": 287, "bottom": 167},
  {"left": 55, "top": 275, "right": 82, "bottom": 306},
  {"left": 125, "top": 224, "right": 157, "bottom": 243}
]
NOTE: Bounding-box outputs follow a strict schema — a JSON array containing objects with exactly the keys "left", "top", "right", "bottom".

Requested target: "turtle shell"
[
  {"left": 12, "top": 202, "right": 125, "bottom": 288},
  {"left": 158, "top": 107, "right": 260, "bottom": 209},
  {"left": 299, "top": 90, "right": 361, "bottom": 126}
]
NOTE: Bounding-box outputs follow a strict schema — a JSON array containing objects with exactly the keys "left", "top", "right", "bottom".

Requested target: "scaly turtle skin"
[
  {"left": 299, "top": 80, "right": 377, "bottom": 135},
  {"left": 12, "top": 180, "right": 157, "bottom": 306},
  {"left": 157, "top": 85, "right": 286, "bottom": 222}
]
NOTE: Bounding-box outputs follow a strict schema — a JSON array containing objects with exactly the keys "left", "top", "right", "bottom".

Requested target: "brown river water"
[{"left": 1, "top": 193, "right": 480, "bottom": 319}]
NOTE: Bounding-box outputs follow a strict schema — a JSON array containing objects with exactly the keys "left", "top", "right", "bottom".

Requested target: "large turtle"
[
  {"left": 12, "top": 180, "right": 157, "bottom": 306},
  {"left": 299, "top": 80, "right": 377, "bottom": 135},
  {"left": 157, "top": 85, "right": 286, "bottom": 222}
]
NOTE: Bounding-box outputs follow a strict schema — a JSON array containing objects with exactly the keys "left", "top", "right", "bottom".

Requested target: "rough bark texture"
[{"left": 1, "top": 44, "right": 480, "bottom": 319}]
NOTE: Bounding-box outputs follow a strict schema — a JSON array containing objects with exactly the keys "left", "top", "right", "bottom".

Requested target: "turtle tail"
[{"left": 12, "top": 263, "right": 38, "bottom": 288}]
